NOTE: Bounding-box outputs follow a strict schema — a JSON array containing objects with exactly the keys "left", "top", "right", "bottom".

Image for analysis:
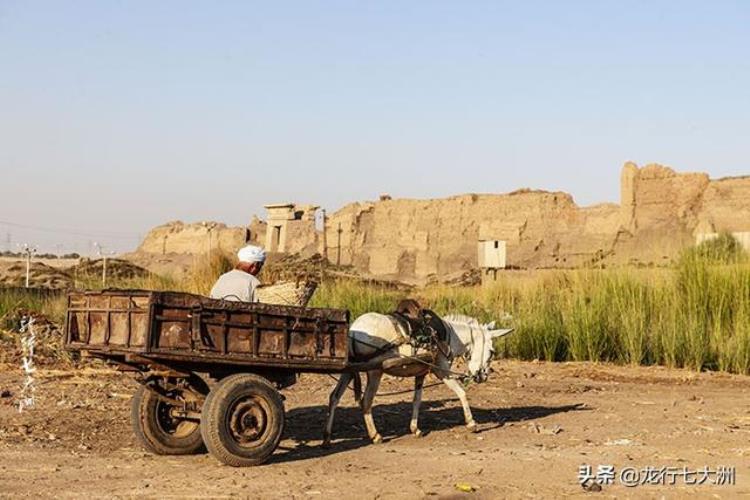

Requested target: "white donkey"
[{"left": 323, "top": 311, "right": 512, "bottom": 446}]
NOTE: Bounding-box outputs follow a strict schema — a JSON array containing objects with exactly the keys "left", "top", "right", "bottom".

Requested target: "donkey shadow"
[{"left": 270, "top": 400, "right": 587, "bottom": 464}]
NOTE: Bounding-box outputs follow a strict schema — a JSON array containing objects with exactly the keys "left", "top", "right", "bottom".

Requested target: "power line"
[{"left": 0, "top": 219, "right": 142, "bottom": 240}]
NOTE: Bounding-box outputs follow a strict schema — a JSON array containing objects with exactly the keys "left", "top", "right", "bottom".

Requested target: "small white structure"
[
  {"left": 478, "top": 240, "right": 507, "bottom": 285},
  {"left": 478, "top": 240, "right": 507, "bottom": 269},
  {"left": 696, "top": 232, "right": 750, "bottom": 251}
]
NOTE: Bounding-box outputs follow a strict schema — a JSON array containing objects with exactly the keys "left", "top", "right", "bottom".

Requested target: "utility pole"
[
  {"left": 74, "top": 256, "right": 80, "bottom": 289},
  {"left": 336, "top": 223, "right": 343, "bottom": 266},
  {"left": 94, "top": 242, "right": 115, "bottom": 288},
  {"left": 19, "top": 243, "right": 37, "bottom": 288},
  {"left": 202, "top": 222, "right": 217, "bottom": 260},
  {"left": 321, "top": 209, "right": 328, "bottom": 260},
  {"left": 208, "top": 226, "right": 213, "bottom": 259},
  {"left": 4, "top": 233, "right": 10, "bottom": 253}
]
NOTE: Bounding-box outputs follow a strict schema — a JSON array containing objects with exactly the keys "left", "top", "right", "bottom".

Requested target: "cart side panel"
[
  {"left": 227, "top": 311, "right": 253, "bottom": 353},
  {"left": 130, "top": 303, "right": 149, "bottom": 347},
  {"left": 66, "top": 290, "right": 351, "bottom": 370},
  {"left": 288, "top": 318, "right": 317, "bottom": 357},
  {"left": 66, "top": 294, "right": 88, "bottom": 344},
  {"left": 65, "top": 290, "right": 150, "bottom": 350},
  {"left": 149, "top": 292, "right": 350, "bottom": 366}
]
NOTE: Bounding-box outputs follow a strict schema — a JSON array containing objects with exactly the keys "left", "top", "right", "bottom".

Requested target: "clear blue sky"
[{"left": 1, "top": 1, "right": 748, "bottom": 254}]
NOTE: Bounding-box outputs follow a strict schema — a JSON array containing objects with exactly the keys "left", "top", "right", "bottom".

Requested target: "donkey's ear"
[
  {"left": 489, "top": 328, "right": 514, "bottom": 339},
  {"left": 483, "top": 321, "right": 496, "bottom": 330}
]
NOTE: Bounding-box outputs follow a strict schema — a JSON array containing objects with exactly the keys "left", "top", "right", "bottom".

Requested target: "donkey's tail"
[{"left": 352, "top": 372, "right": 363, "bottom": 405}]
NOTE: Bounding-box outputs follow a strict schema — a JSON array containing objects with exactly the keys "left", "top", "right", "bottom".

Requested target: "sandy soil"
[{"left": 1, "top": 360, "right": 749, "bottom": 499}]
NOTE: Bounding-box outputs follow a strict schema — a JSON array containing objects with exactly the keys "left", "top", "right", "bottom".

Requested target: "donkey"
[{"left": 323, "top": 311, "right": 512, "bottom": 446}]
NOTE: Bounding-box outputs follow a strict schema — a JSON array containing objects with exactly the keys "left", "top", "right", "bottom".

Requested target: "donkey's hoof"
[
  {"left": 371, "top": 433, "right": 383, "bottom": 444},
  {"left": 412, "top": 429, "right": 423, "bottom": 438},
  {"left": 321, "top": 439, "right": 332, "bottom": 449},
  {"left": 466, "top": 421, "right": 478, "bottom": 433}
]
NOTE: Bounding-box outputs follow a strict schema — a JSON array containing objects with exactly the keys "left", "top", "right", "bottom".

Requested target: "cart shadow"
[{"left": 269, "top": 400, "right": 587, "bottom": 464}]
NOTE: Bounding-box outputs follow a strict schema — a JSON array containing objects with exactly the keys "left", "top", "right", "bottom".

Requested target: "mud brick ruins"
[{"left": 129, "top": 162, "right": 750, "bottom": 284}]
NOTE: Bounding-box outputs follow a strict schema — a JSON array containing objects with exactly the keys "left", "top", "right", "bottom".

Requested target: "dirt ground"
[{"left": 1, "top": 360, "right": 749, "bottom": 499}]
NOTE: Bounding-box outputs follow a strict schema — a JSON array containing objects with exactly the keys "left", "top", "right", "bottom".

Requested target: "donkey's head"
[{"left": 444, "top": 315, "right": 513, "bottom": 383}]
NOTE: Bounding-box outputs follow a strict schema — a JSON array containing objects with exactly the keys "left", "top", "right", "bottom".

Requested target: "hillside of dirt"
[
  {"left": 0, "top": 261, "right": 73, "bottom": 289},
  {"left": 0, "top": 258, "right": 151, "bottom": 292},
  {"left": 67, "top": 258, "right": 151, "bottom": 283}
]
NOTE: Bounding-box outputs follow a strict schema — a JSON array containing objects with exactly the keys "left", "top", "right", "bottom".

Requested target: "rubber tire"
[
  {"left": 131, "top": 384, "right": 205, "bottom": 455},
  {"left": 200, "top": 373, "right": 285, "bottom": 467}
]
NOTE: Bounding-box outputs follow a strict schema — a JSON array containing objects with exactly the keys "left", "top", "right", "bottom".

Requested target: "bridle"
[{"left": 461, "top": 322, "right": 490, "bottom": 383}]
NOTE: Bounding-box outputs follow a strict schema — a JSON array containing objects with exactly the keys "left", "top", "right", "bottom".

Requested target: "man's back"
[{"left": 210, "top": 270, "right": 261, "bottom": 302}]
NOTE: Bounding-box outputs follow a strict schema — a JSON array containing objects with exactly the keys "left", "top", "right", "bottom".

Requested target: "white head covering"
[{"left": 237, "top": 245, "right": 266, "bottom": 264}]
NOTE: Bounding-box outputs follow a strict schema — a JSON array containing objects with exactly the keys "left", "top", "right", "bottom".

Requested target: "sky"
[{"left": 1, "top": 1, "right": 749, "bottom": 254}]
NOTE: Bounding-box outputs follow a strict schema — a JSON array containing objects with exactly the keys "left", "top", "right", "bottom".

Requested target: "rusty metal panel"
[
  {"left": 88, "top": 294, "right": 109, "bottom": 309},
  {"left": 334, "top": 324, "right": 348, "bottom": 358},
  {"left": 110, "top": 311, "right": 130, "bottom": 345},
  {"left": 67, "top": 311, "right": 86, "bottom": 343},
  {"left": 65, "top": 290, "right": 152, "bottom": 350},
  {"left": 227, "top": 327, "right": 252, "bottom": 353},
  {"left": 110, "top": 295, "right": 131, "bottom": 309},
  {"left": 130, "top": 311, "right": 148, "bottom": 347},
  {"left": 157, "top": 320, "right": 191, "bottom": 349},
  {"left": 89, "top": 311, "right": 108, "bottom": 344},
  {"left": 258, "top": 330, "right": 286, "bottom": 356}
]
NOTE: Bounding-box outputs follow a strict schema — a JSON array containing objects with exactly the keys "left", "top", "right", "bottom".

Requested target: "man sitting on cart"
[{"left": 210, "top": 245, "right": 266, "bottom": 302}]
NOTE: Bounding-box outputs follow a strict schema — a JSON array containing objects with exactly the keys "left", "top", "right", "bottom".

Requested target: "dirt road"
[{"left": 1, "top": 360, "right": 748, "bottom": 498}]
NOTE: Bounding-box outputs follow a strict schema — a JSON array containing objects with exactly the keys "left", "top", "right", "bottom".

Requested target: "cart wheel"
[
  {"left": 200, "top": 373, "right": 285, "bottom": 467},
  {"left": 131, "top": 384, "right": 205, "bottom": 455}
]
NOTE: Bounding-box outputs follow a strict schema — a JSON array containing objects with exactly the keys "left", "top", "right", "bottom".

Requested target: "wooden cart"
[{"left": 64, "top": 289, "right": 350, "bottom": 466}]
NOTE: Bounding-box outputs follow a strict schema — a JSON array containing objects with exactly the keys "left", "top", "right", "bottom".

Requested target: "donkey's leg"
[
  {"left": 410, "top": 374, "right": 426, "bottom": 437},
  {"left": 323, "top": 372, "right": 352, "bottom": 447},
  {"left": 362, "top": 369, "right": 384, "bottom": 443},
  {"left": 441, "top": 377, "right": 477, "bottom": 432},
  {"left": 352, "top": 373, "right": 363, "bottom": 406}
]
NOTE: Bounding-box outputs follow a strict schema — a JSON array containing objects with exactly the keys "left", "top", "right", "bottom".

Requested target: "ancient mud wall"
[
  {"left": 697, "top": 176, "right": 750, "bottom": 234},
  {"left": 325, "top": 162, "right": 750, "bottom": 283},
  {"left": 325, "top": 192, "right": 621, "bottom": 283},
  {"left": 130, "top": 163, "right": 750, "bottom": 283},
  {"left": 613, "top": 163, "right": 750, "bottom": 265},
  {"left": 136, "top": 222, "right": 246, "bottom": 255},
  {"left": 282, "top": 219, "right": 322, "bottom": 256}
]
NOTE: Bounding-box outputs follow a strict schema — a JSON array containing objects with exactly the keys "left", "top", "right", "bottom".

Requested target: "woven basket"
[{"left": 256, "top": 280, "right": 318, "bottom": 307}]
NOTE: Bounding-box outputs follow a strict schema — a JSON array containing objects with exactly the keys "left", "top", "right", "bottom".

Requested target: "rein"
[
  {"left": 349, "top": 336, "right": 470, "bottom": 381},
  {"left": 465, "top": 323, "right": 484, "bottom": 364},
  {"left": 326, "top": 373, "right": 445, "bottom": 397}
]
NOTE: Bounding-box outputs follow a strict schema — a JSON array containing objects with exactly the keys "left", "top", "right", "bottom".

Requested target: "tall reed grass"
[
  {"left": 2, "top": 234, "right": 748, "bottom": 374},
  {"left": 309, "top": 280, "right": 402, "bottom": 319},
  {"left": 313, "top": 234, "right": 750, "bottom": 375}
]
